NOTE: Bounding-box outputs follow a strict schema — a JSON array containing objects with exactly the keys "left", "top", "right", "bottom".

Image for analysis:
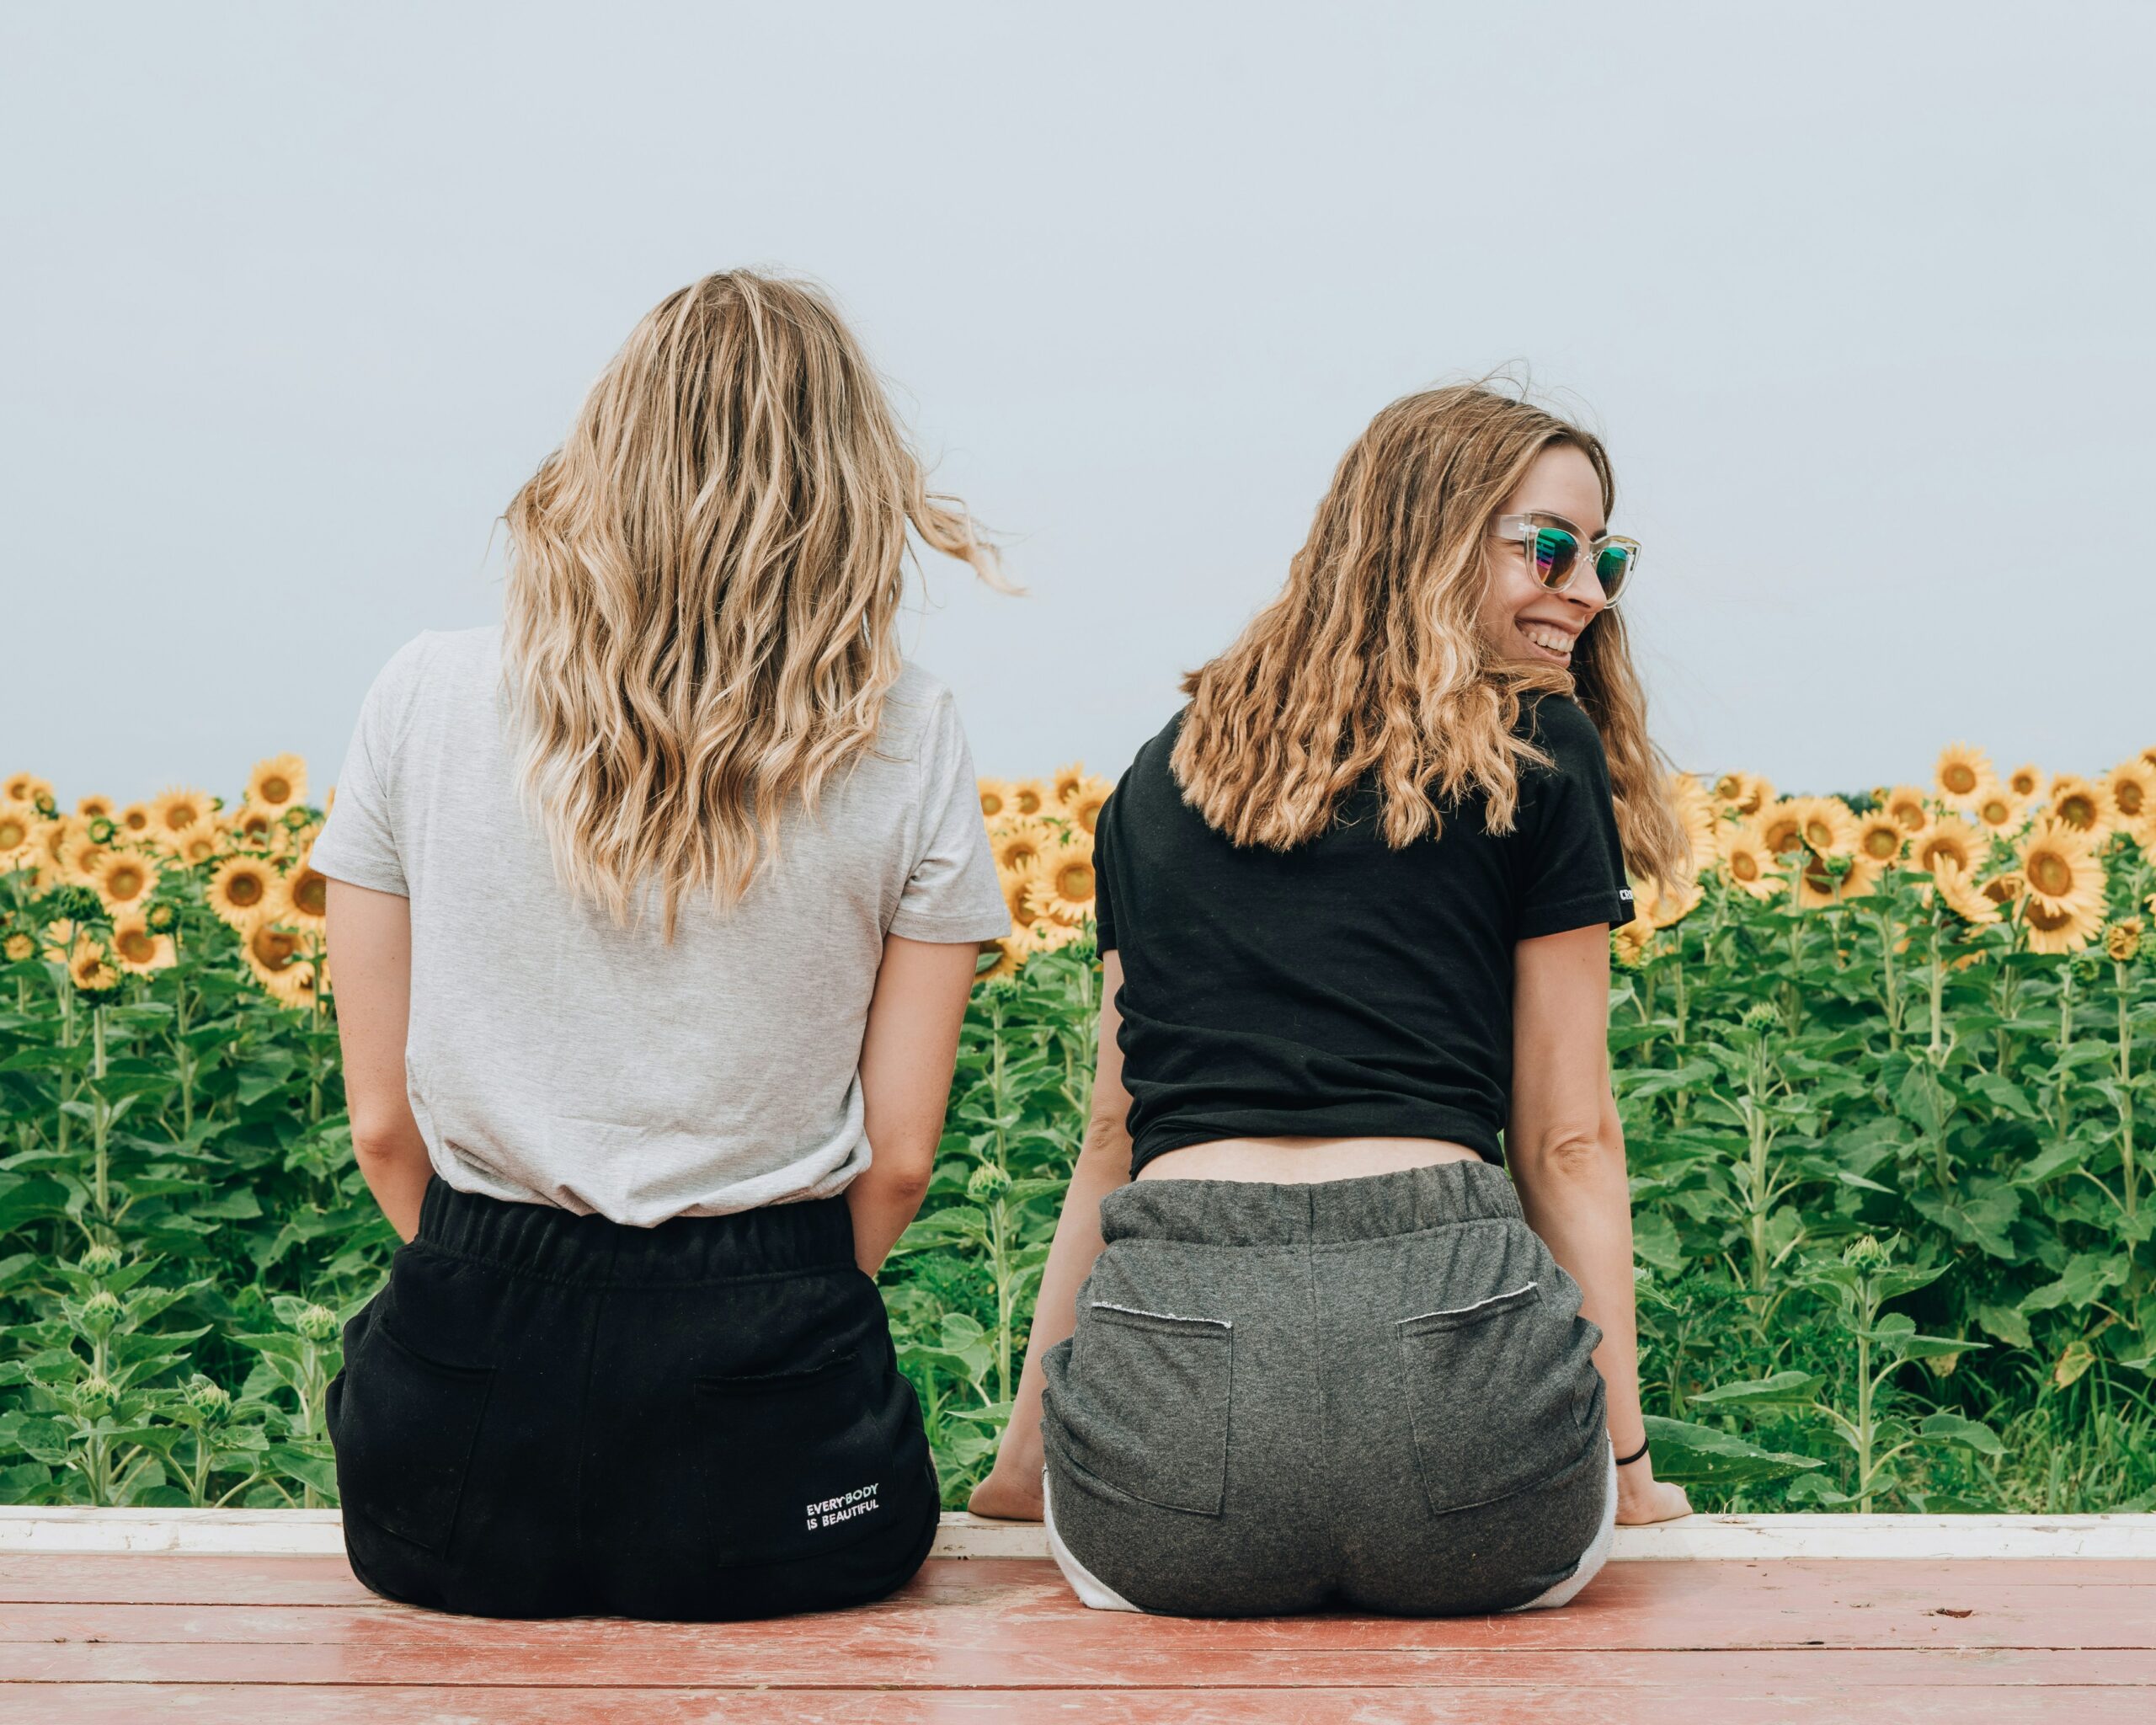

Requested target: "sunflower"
[
  {"left": 231, "top": 808, "right": 278, "bottom": 848},
  {"left": 0, "top": 800, "right": 39, "bottom": 862},
  {"left": 61, "top": 831, "right": 110, "bottom": 887},
  {"left": 1666, "top": 775, "right": 1720, "bottom": 877},
  {"left": 264, "top": 957, "right": 325, "bottom": 1012},
  {"left": 241, "top": 920, "right": 305, "bottom": 984},
  {"left": 75, "top": 794, "right": 115, "bottom": 821},
  {"left": 1970, "top": 781, "right": 2022, "bottom": 833},
  {"left": 179, "top": 824, "right": 224, "bottom": 866},
  {"left": 92, "top": 848, "right": 161, "bottom": 913},
  {"left": 277, "top": 859, "right": 328, "bottom": 925},
  {"left": 1981, "top": 868, "right": 2027, "bottom": 918},
  {"left": 115, "top": 802, "right": 154, "bottom": 838},
  {"left": 1719, "top": 822, "right": 1785, "bottom": 901},
  {"left": 3, "top": 772, "right": 53, "bottom": 809},
  {"left": 1912, "top": 816, "right": 1986, "bottom": 886},
  {"left": 1934, "top": 860, "right": 2000, "bottom": 928},
  {"left": 1007, "top": 778, "right": 1051, "bottom": 820},
  {"left": 977, "top": 779, "right": 1013, "bottom": 823},
  {"left": 1710, "top": 771, "right": 1774, "bottom": 818},
  {"left": 1022, "top": 839, "right": 1097, "bottom": 927},
  {"left": 2006, "top": 762, "right": 2047, "bottom": 804},
  {"left": 2015, "top": 819, "right": 2106, "bottom": 954},
  {"left": 1878, "top": 786, "right": 1930, "bottom": 833},
  {"left": 1049, "top": 763, "right": 1091, "bottom": 809},
  {"left": 2104, "top": 759, "right": 2153, "bottom": 830},
  {"left": 2022, "top": 891, "right": 2105, "bottom": 956},
  {"left": 1029, "top": 916, "right": 1085, "bottom": 953},
  {"left": 1053, "top": 771, "right": 1115, "bottom": 834},
  {"left": 1757, "top": 798, "right": 1807, "bottom": 861},
  {"left": 2, "top": 932, "right": 32, "bottom": 963},
  {"left": 207, "top": 854, "right": 279, "bottom": 927},
  {"left": 1646, "top": 871, "right": 1705, "bottom": 930},
  {"left": 1612, "top": 916, "right": 1657, "bottom": 968},
  {"left": 109, "top": 914, "right": 176, "bottom": 975},
  {"left": 42, "top": 917, "right": 85, "bottom": 959},
  {"left": 2105, "top": 918, "right": 2143, "bottom": 964},
  {"left": 1796, "top": 796, "right": 1861, "bottom": 862},
  {"left": 1935, "top": 742, "right": 1994, "bottom": 809},
  {"left": 2045, "top": 774, "right": 2112, "bottom": 838},
  {"left": 1854, "top": 812, "right": 1908, "bottom": 868},
  {"left": 246, "top": 754, "right": 307, "bottom": 816},
  {"left": 1795, "top": 843, "right": 1882, "bottom": 910},
  {"left": 991, "top": 819, "right": 1056, "bottom": 878},
  {"left": 68, "top": 937, "right": 120, "bottom": 996},
  {"left": 148, "top": 786, "right": 213, "bottom": 849}
]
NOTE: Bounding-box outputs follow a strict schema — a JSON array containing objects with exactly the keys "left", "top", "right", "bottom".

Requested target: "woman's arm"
[
  {"left": 1508, "top": 922, "right": 1691, "bottom": 1525},
  {"left": 966, "top": 948, "right": 1131, "bottom": 1521},
  {"left": 324, "top": 878, "right": 434, "bottom": 1243},
  {"left": 848, "top": 933, "right": 986, "bottom": 1277}
]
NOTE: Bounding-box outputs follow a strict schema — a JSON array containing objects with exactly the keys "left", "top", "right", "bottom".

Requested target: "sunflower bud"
[
  {"left": 145, "top": 902, "right": 177, "bottom": 933},
  {"left": 293, "top": 1303, "right": 339, "bottom": 1343},
  {"left": 75, "top": 1376, "right": 119, "bottom": 1420},
  {"left": 1739, "top": 1001, "right": 1780, "bottom": 1033},
  {"left": 81, "top": 1288, "right": 123, "bottom": 1336},
  {"left": 966, "top": 1163, "right": 1013, "bottom": 1203},
  {"left": 184, "top": 1375, "right": 232, "bottom": 1422},
  {"left": 2105, "top": 918, "right": 2143, "bottom": 964},
  {"left": 86, "top": 816, "right": 117, "bottom": 845},
  {"left": 1842, "top": 1234, "right": 1891, "bottom": 1271},
  {"left": 77, "top": 1243, "right": 121, "bottom": 1279}
]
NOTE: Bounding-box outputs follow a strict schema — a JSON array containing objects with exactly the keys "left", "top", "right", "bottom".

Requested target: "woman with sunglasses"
[
  {"left": 311, "top": 270, "right": 1014, "bottom": 1620},
  {"left": 969, "top": 382, "right": 1697, "bottom": 1615}
]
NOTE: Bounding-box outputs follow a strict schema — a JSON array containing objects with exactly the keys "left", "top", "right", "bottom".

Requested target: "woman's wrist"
[{"left": 1613, "top": 1432, "right": 1650, "bottom": 1466}]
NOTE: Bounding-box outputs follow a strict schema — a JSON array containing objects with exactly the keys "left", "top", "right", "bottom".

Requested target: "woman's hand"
[
  {"left": 1614, "top": 1458, "right": 1693, "bottom": 1525},
  {"left": 966, "top": 1457, "right": 1046, "bottom": 1522}
]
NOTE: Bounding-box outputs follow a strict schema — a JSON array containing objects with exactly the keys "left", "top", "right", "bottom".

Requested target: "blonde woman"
[
  {"left": 970, "top": 384, "right": 1698, "bottom": 1615},
  {"left": 312, "top": 271, "right": 1014, "bottom": 1621}
]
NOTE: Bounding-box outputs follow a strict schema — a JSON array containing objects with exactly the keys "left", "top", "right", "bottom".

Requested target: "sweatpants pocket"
[
  {"left": 328, "top": 1311, "right": 495, "bottom": 1554},
  {"left": 1052, "top": 1302, "right": 1233, "bottom": 1516},
  {"left": 1395, "top": 1279, "right": 1588, "bottom": 1516},
  {"left": 693, "top": 1347, "right": 905, "bottom": 1568}
]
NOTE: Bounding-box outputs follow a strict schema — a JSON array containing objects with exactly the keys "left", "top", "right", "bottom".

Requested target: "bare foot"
[{"left": 967, "top": 1466, "right": 1045, "bottom": 1523}]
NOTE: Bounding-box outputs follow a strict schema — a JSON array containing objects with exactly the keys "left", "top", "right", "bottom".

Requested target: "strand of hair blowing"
[{"left": 500, "top": 272, "right": 1009, "bottom": 943}]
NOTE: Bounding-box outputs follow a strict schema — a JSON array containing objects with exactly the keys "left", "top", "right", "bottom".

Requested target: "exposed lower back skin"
[{"left": 1136, "top": 1135, "right": 1484, "bottom": 1183}]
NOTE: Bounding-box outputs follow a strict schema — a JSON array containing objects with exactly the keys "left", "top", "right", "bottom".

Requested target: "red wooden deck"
[{"left": 3, "top": 1551, "right": 2153, "bottom": 1723}]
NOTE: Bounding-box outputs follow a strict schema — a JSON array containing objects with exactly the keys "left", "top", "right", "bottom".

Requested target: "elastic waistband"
[
  {"left": 1098, "top": 1158, "right": 1524, "bottom": 1247},
  {"left": 414, "top": 1176, "right": 858, "bottom": 1285}
]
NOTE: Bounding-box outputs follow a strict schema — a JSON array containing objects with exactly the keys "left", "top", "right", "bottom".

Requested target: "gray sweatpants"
[{"left": 1038, "top": 1160, "right": 1613, "bottom": 1616}]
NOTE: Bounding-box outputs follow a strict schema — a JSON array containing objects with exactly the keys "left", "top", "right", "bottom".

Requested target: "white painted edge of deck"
[{"left": 3, "top": 1505, "right": 2153, "bottom": 1560}]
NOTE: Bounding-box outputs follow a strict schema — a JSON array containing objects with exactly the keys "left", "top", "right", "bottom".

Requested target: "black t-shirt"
[{"left": 1092, "top": 692, "right": 1634, "bottom": 1177}]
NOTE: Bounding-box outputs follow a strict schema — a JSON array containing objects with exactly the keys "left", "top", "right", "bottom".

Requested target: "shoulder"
[
  {"left": 1518, "top": 691, "right": 1610, "bottom": 776},
  {"left": 873, "top": 660, "right": 966, "bottom": 770}
]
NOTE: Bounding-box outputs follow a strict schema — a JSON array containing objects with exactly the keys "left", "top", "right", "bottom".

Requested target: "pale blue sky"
[{"left": 4, "top": 3, "right": 2151, "bottom": 812}]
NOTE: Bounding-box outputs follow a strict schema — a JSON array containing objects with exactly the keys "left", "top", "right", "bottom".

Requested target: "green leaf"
[
  {"left": 1919, "top": 1412, "right": 2006, "bottom": 1456},
  {"left": 1636, "top": 1415, "right": 1827, "bottom": 1487},
  {"left": 1686, "top": 1370, "right": 1827, "bottom": 1409}
]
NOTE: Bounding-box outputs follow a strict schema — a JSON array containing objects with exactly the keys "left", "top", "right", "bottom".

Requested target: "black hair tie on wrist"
[{"left": 1614, "top": 1435, "right": 1651, "bottom": 1466}]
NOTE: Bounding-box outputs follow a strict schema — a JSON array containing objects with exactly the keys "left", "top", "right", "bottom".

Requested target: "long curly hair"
[
  {"left": 500, "top": 270, "right": 1010, "bottom": 942},
  {"left": 1171, "top": 382, "right": 1692, "bottom": 892}
]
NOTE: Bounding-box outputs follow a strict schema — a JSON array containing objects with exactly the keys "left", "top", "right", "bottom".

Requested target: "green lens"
[
  {"left": 1530, "top": 527, "right": 1578, "bottom": 585},
  {"left": 1595, "top": 544, "right": 1633, "bottom": 597}
]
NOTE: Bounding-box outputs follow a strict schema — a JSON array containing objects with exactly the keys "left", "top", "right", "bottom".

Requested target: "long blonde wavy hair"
[
  {"left": 1171, "top": 382, "right": 1693, "bottom": 894},
  {"left": 501, "top": 270, "right": 1008, "bottom": 942}
]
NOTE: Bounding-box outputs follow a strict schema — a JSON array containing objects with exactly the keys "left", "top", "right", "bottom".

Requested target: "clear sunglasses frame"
[{"left": 1492, "top": 512, "right": 1640, "bottom": 607}]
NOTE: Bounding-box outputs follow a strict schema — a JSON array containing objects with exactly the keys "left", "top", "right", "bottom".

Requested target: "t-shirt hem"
[
  {"left": 887, "top": 906, "right": 1017, "bottom": 943},
  {"left": 1517, "top": 891, "right": 1632, "bottom": 940},
  {"left": 308, "top": 844, "right": 408, "bottom": 897}
]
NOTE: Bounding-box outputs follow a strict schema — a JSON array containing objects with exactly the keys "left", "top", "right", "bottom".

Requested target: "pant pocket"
[
  {"left": 328, "top": 1305, "right": 496, "bottom": 1555},
  {"left": 1049, "top": 1301, "right": 1233, "bottom": 1516},
  {"left": 1395, "top": 1278, "right": 1593, "bottom": 1516},
  {"left": 694, "top": 1346, "right": 914, "bottom": 1568}
]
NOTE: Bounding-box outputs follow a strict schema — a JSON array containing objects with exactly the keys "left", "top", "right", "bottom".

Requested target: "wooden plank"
[
  {"left": 8, "top": 1506, "right": 2156, "bottom": 1560},
  {"left": 17, "top": 1684, "right": 2156, "bottom": 1725},
  {"left": 6, "top": 1640, "right": 2156, "bottom": 1688}
]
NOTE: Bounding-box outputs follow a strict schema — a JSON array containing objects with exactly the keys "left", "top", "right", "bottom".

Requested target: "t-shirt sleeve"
[
  {"left": 1512, "top": 697, "right": 1636, "bottom": 940},
  {"left": 309, "top": 638, "right": 428, "bottom": 897},
  {"left": 889, "top": 687, "right": 1017, "bottom": 943},
  {"left": 1091, "top": 788, "right": 1118, "bottom": 952}
]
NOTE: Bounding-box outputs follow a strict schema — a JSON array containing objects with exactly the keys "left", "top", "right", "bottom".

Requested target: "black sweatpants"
[{"left": 325, "top": 1176, "right": 939, "bottom": 1620}]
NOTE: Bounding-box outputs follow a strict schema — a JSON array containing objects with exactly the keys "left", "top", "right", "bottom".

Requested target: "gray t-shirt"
[{"left": 310, "top": 625, "right": 1011, "bottom": 1226}]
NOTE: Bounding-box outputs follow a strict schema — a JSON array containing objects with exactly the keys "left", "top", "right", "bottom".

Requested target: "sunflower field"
[{"left": 3, "top": 740, "right": 2155, "bottom": 1515}]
